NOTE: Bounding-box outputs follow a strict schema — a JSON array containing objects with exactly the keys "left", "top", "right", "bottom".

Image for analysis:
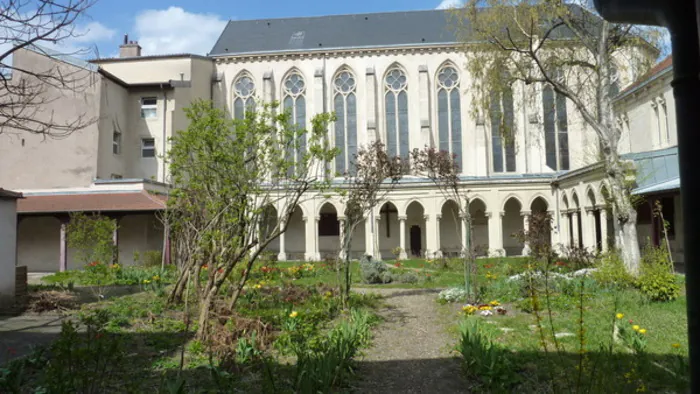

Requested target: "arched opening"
[
  {"left": 377, "top": 201, "right": 399, "bottom": 259},
  {"left": 318, "top": 202, "right": 340, "bottom": 259},
  {"left": 530, "top": 197, "right": 551, "bottom": 251},
  {"left": 406, "top": 201, "right": 426, "bottom": 257},
  {"left": 503, "top": 198, "right": 524, "bottom": 256},
  {"left": 286, "top": 206, "right": 306, "bottom": 261},
  {"left": 601, "top": 185, "right": 614, "bottom": 249},
  {"left": 469, "top": 199, "right": 489, "bottom": 256},
  {"left": 587, "top": 189, "right": 602, "bottom": 252},
  {"left": 440, "top": 200, "right": 462, "bottom": 257},
  {"left": 572, "top": 193, "right": 583, "bottom": 249}
]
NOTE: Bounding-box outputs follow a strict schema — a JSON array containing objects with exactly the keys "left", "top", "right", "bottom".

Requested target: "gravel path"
[{"left": 352, "top": 288, "right": 467, "bottom": 393}]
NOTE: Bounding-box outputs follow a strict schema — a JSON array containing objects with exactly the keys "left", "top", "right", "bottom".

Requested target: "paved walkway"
[
  {"left": 352, "top": 288, "right": 467, "bottom": 393},
  {"left": 0, "top": 313, "right": 64, "bottom": 364}
]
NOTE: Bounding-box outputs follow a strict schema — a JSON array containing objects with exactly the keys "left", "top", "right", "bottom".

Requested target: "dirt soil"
[{"left": 351, "top": 287, "right": 467, "bottom": 393}]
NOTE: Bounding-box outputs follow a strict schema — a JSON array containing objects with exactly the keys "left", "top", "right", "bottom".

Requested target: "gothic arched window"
[
  {"left": 384, "top": 66, "right": 409, "bottom": 159},
  {"left": 282, "top": 70, "right": 307, "bottom": 176},
  {"left": 543, "top": 84, "right": 569, "bottom": 171},
  {"left": 232, "top": 73, "right": 255, "bottom": 120},
  {"left": 490, "top": 87, "right": 516, "bottom": 173},
  {"left": 437, "top": 65, "right": 462, "bottom": 171},
  {"left": 333, "top": 69, "right": 357, "bottom": 175}
]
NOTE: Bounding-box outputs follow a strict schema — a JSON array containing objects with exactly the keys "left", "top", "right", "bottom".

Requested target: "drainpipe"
[{"left": 593, "top": 1, "right": 700, "bottom": 391}]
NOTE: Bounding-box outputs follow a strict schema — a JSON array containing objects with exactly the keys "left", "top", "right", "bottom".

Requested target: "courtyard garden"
[{"left": 0, "top": 244, "right": 689, "bottom": 393}]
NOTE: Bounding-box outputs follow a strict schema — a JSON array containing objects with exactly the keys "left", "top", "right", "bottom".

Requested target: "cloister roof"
[
  {"left": 17, "top": 191, "right": 166, "bottom": 214},
  {"left": 624, "top": 146, "right": 680, "bottom": 195}
]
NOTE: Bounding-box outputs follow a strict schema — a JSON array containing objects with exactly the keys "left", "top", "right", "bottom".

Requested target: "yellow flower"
[
  {"left": 289, "top": 311, "right": 298, "bottom": 318},
  {"left": 254, "top": 284, "right": 262, "bottom": 289},
  {"left": 110, "top": 263, "right": 120, "bottom": 269},
  {"left": 324, "top": 291, "right": 332, "bottom": 298},
  {"left": 461, "top": 305, "right": 478, "bottom": 315},
  {"left": 616, "top": 313, "right": 624, "bottom": 319},
  {"left": 152, "top": 275, "right": 160, "bottom": 281},
  {"left": 489, "top": 300, "right": 501, "bottom": 306},
  {"left": 632, "top": 325, "right": 640, "bottom": 331},
  {"left": 143, "top": 279, "right": 151, "bottom": 284},
  {"left": 639, "top": 329, "right": 647, "bottom": 334},
  {"left": 672, "top": 343, "right": 681, "bottom": 349},
  {"left": 478, "top": 305, "right": 493, "bottom": 311}
]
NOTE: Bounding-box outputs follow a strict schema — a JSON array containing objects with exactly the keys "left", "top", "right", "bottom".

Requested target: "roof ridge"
[{"left": 227, "top": 8, "right": 449, "bottom": 24}]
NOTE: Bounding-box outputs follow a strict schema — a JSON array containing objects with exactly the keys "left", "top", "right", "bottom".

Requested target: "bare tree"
[
  {"left": 336, "top": 141, "right": 404, "bottom": 307},
  {"left": 165, "top": 100, "right": 337, "bottom": 340},
  {"left": 453, "top": 1, "right": 666, "bottom": 274},
  {"left": 0, "top": 0, "right": 97, "bottom": 137},
  {"left": 412, "top": 147, "right": 477, "bottom": 300}
]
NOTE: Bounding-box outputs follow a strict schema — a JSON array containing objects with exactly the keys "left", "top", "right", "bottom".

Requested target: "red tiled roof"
[
  {"left": 17, "top": 191, "right": 167, "bottom": 214},
  {"left": 618, "top": 55, "right": 672, "bottom": 98},
  {"left": 0, "top": 188, "right": 22, "bottom": 199}
]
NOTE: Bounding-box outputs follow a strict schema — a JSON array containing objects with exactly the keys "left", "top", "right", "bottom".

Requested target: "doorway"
[{"left": 410, "top": 225, "right": 422, "bottom": 257}]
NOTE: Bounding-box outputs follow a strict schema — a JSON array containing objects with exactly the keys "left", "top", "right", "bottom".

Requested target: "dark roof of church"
[
  {"left": 209, "top": 7, "right": 592, "bottom": 56},
  {"left": 210, "top": 9, "right": 460, "bottom": 56}
]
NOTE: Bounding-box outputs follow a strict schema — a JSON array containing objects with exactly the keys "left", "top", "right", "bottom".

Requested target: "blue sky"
[{"left": 67, "top": 0, "right": 461, "bottom": 57}]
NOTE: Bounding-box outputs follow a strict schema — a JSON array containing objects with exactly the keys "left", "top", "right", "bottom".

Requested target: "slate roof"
[
  {"left": 210, "top": 7, "right": 591, "bottom": 56},
  {"left": 17, "top": 191, "right": 166, "bottom": 214},
  {"left": 623, "top": 146, "right": 680, "bottom": 195}
]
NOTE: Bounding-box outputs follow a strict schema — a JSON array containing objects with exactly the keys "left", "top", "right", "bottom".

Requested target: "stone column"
[
  {"left": 435, "top": 214, "right": 442, "bottom": 258},
  {"left": 487, "top": 212, "right": 504, "bottom": 257},
  {"left": 278, "top": 221, "right": 287, "bottom": 261},
  {"left": 560, "top": 210, "right": 570, "bottom": 249},
  {"left": 425, "top": 214, "right": 437, "bottom": 259},
  {"left": 599, "top": 207, "right": 609, "bottom": 252},
  {"left": 522, "top": 211, "right": 531, "bottom": 256},
  {"left": 59, "top": 216, "right": 69, "bottom": 272},
  {"left": 375, "top": 216, "right": 382, "bottom": 260},
  {"left": 303, "top": 216, "right": 314, "bottom": 261},
  {"left": 364, "top": 215, "right": 373, "bottom": 257},
  {"left": 338, "top": 217, "right": 346, "bottom": 260},
  {"left": 572, "top": 210, "right": 580, "bottom": 248},
  {"left": 314, "top": 216, "right": 321, "bottom": 261},
  {"left": 585, "top": 208, "right": 596, "bottom": 251},
  {"left": 398, "top": 215, "right": 408, "bottom": 260},
  {"left": 460, "top": 214, "right": 468, "bottom": 257}
]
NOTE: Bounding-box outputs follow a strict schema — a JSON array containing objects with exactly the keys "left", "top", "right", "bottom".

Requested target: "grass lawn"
[{"left": 444, "top": 256, "right": 690, "bottom": 392}]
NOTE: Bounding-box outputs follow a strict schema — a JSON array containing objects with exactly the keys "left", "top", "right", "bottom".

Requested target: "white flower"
[{"left": 480, "top": 310, "right": 493, "bottom": 316}]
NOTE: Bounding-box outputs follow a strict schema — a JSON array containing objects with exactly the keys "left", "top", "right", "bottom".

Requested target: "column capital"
[
  {"left": 585, "top": 207, "right": 596, "bottom": 214},
  {"left": 520, "top": 210, "right": 532, "bottom": 217},
  {"left": 337, "top": 215, "right": 346, "bottom": 222},
  {"left": 315, "top": 215, "right": 321, "bottom": 222},
  {"left": 594, "top": 204, "right": 608, "bottom": 211},
  {"left": 398, "top": 215, "right": 407, "bottom": 221}
]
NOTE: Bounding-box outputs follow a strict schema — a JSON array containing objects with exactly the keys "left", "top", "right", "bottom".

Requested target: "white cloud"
[
  {"left": 72, "top": 21, "right": 116, "bottom": 44},
  {"left": 134, "top": 7, "right": 227, "bottom": 55},
  {"left": 436, "top": 0, "right": 464, "bottom": 9}
]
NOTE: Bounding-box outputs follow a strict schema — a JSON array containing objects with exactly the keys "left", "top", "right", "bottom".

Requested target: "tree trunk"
[
  {"left": 607, "top": 159, "right": 641, "bottom": 275},
  {"left": 196, "top": 284, "right": 218, "bottom": 340}
]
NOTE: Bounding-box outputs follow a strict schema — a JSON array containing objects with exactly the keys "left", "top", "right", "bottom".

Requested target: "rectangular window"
[
  {"left": 141, "top": 97, "right": 157, "bottom": 119},
  {"left": 112, "top": 130, "right": 121, "bottom": 155},
  {"left": 141, "top": 138, "right": 156, "bottom": 158}
]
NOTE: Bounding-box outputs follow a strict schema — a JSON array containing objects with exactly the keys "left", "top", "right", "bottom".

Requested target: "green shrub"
[
  {"left": 398, "top": 271, "right": 419, "bottom": 284},
  {"left": 380, "top": 271, "right": 394, "bottom": 284},
  {"left": 359, "top": 255, "right": 388, "bottom": 284},
  {"left": 457, "top": 318, "right": 520, "bottom": 390},
  {"left": 293, "top": 309, "right": 373, "bottom": 392},
  {"left": 636, "top": 244, "right": 680, "bottom": 302},
  {"left": 133, "top": 250, "right": 163, "bottom": 267},
  {"left": 66, "top": 213, "right": 117, "bottom": 265},
  {"left": 593, "top": 251, "right": 635, "bottom": 289}
]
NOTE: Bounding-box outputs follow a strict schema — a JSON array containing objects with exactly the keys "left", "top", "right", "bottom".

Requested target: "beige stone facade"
[{"left": 0, "top": 11, "right": 683, "bottom": 271}]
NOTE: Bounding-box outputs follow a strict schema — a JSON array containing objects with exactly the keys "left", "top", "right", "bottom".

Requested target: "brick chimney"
[{"left": 119, "top": 34, "right": 142, "bottom": 58}]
